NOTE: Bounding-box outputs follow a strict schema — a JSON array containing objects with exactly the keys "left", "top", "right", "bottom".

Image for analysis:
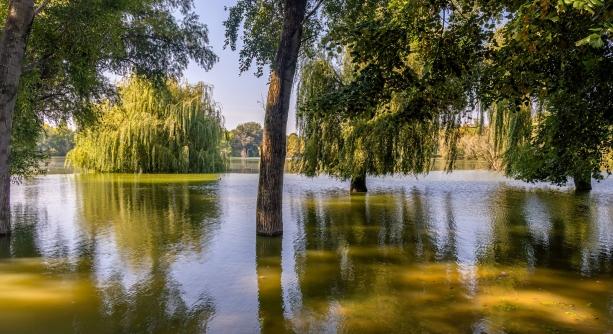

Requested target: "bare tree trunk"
[
  {"left": 350, "top": 174, "right": 368, "bottom": 193},
  {"left": 256, "top": 0, "right": 307, "bottom": 236},
  {"left": 0, "top": 0, "right": 35, "bottom": 236},
  {"left": 573, "top": 172, "right": 592, "bottom": 193}
]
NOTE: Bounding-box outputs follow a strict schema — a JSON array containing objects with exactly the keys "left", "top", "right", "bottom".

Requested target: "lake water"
[{"left": 1, "top": 169, "right": 612, "bottom": 333}]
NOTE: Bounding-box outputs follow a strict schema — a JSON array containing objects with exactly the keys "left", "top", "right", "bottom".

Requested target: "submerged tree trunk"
[
  {"left": 350, "top": 174, "right": 368, "bottom": 193},
  {"left": 573, "top": 172, "right": 592, "bottom": 193},
  {"left": 256, "top": 0, "right": 307, "bottom": 236},
  {"left": 0, "top": 0, "right": 35, "bottom": 236}
]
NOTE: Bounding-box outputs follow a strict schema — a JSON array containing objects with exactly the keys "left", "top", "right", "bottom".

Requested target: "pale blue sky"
[{"left": 184, "top": 0, "right": 298, "bottom": 133}]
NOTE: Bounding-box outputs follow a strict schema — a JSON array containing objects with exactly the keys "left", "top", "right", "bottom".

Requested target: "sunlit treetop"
[
  {"left": 0, "top": 0, "right": 217, "bottom": 117},
  {"left": 481, "top": 0, "right": 612, "bottom": 105}
]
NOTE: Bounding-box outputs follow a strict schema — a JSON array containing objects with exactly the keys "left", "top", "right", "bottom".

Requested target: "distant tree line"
[
  {"left": 228, "top": 122, "right": 263, "bottom": 158},
  {"left": 38, "top": 119, "right": 305, "bottom": 162},
  {"left": 39, "top": 124, "right": 75, "bottom": 157},
  {"left": 226, "top": 122, "right": 303, "bottom": 160}
]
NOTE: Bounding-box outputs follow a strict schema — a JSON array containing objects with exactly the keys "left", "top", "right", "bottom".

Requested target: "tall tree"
[
  {"left": 0, "top": 0, "right": 217, "bottom": 235},
  {"left": 225, "top": 0, "right": 316, "bottom": 236},
  {"left": 0, "top": 0, "right": 35, "bottom": 236},
  {"left": 223, "top": 0, "right": 430, "bottom": 234}
]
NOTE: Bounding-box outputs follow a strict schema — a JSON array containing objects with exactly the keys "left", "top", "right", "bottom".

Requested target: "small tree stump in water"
[{"left": 350, "top": 175, "right": 368, "bottom": 193}]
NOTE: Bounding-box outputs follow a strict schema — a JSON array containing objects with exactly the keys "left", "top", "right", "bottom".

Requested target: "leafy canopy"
[
  {"left": 0, "top": 0, "right": 217, "bottom": 177},
  {"left": 295, "top": 0, "right": 612, "bottom": 187},
  {"left": 295, "top": 0, "right": 495, "bottom": 178},
  {"left": 223, "top": 0, "right": 336, "bottom": 76},
  {"left": 482, "top": 0, "right": 612, "bottom": 186}
]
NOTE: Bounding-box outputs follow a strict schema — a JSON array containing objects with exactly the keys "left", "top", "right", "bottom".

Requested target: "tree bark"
[
  {"left": 256, "top": 0, "right": 307, "bottom": 236},
  {"left": 573, "top": 172, "right": 592, "bottom": 193},
  {"left": 0, "top": 0, "right": 35, "bottom": 236},
  {"left": 350, "top": 174, "right": 368, "bottom": 193}
]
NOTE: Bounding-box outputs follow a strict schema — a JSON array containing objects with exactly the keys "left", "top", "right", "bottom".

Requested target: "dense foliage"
[
  {"left": 223, "top": 0, "right": 327, "bottom": 76},
  {"left": 482, "top": 0, "right": 612, "bottom": 189},
  {"left": 1, "top": 0, "right": 217, "bottom": 177},
  {"left": 67, "top": 78, "right": 226, "bottom": 173},
  {"left": 294, "top": 0, "right": 612, "bottom": 190},
  {"left": 295, "top": 0, "right": 493, "bottom": 180},
  {"left": 296, "top": 57, "right": 452, "bottom": 180}
]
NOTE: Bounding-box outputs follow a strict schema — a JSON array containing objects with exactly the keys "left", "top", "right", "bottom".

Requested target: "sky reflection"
[{"left": 1, "top": 172, "right": 611, "bottom": 333}]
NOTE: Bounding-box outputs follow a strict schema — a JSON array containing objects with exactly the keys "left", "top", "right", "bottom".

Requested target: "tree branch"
[
  {"left": 34, "top": 0, "right": 52, "bottom": 17},
  {"left": 303, "top": 0, "right": 324, "bottom": 23},
  {"left": 22, "top": 52, "right": 53, "bottom": 73}
]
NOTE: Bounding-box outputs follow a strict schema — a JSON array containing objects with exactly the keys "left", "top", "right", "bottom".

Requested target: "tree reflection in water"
[
  {"left": 256, "top": 236, "right": 287, "bottom": 333},
  {"left": 75, "top": 174, "right": 221, "bottom": 333},
  {"left": 286, "top": 184, "right": 613, "bottom": 333},
  {"left": 1, "top": 174, "right": 221, "bottom": 333},
  {"left": 0, "top": 173, "right": 611, "bottom": 333}
]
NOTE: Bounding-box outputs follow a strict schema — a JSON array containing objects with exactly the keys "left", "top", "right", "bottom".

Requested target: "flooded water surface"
[{"left": 1, "top": 171, "right": 612, "bottom": 333}]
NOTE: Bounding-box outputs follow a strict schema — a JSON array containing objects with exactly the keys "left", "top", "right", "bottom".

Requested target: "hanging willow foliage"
[
  {"left": 490, "top": 91, "right": 612, "bottom": 187},
  {"left": 295, "top": 56, "right": 467, "bottom": 180},
  {"left": 67, "top": 78, "right": 227, "bottom": 173}
]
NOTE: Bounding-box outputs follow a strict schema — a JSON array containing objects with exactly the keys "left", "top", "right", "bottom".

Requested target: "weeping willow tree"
[
  {"left": 293, "top": 0, "right": 489, "bottom": 192},
  {"left": 67, "top": 78, "right": 227, "bottom": 173},
  {"left": 488, "top": 91, "right": 611, "bottom": 192},
  {"left": 296, "top": 55, "right": 469, "bottom": 192}
]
